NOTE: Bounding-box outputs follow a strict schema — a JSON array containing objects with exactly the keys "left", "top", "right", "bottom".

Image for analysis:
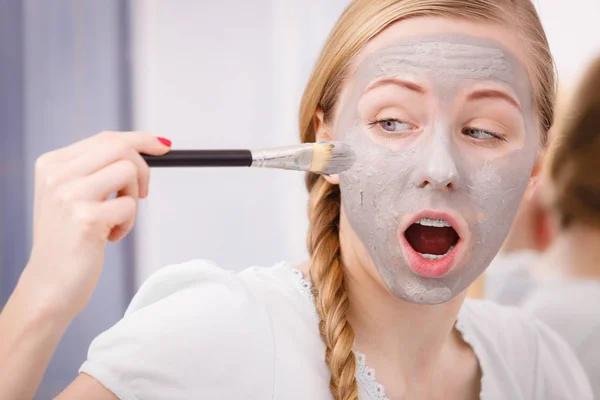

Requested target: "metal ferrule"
[{"left": 251, "top": 144, "right": 314, "bottom": 171}]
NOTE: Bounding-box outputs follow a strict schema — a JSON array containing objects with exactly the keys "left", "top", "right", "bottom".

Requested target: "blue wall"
[
  {"left": 0, "top": 0, "right": 27, "bottom": 307},
  {"left": 1, "top": 1, "right": 134, "bottom": 397}
]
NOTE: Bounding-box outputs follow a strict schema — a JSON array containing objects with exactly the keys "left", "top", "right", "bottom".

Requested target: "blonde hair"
[
  {"left": 547, "top": 56, "right": 600, "bottom": 229},
  {"left": 299, "top": 1, "right": 555, "bottom": 399}
]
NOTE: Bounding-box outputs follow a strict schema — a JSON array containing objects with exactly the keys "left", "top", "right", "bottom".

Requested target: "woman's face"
[{"left": 322, "top": 17, "right": 541, "bottom": 304}]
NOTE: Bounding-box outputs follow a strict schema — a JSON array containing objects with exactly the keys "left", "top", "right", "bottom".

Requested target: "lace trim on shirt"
[
  {"left": 355, "top": 351, "right": 390, "bottom": 400},
  {"left": 287, "top": 264, "right": 389, "bottom": 400},
  {"left": 290, "top": 267, "right": 315, "bottom": 302}
]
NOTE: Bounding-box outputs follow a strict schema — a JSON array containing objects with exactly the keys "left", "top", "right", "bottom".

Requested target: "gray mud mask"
[{"left": 338, "top": 34, "right": 538, "bottom": 304}]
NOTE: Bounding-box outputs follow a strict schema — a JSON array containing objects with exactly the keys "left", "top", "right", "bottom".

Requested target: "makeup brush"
[{"left": 142, "top": 142, "right": 355, "bottom": 175}]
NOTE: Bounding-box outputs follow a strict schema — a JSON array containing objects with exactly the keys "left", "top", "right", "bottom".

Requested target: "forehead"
[
  {"left": 354, "top": 16, "right": 532, "bottom": 71},
  {"left": 353, "top": 34, "right": 532, "bottom": 102},
  {"left": 343, "top": 17, "right": 536, "bottom": 97},
  {"left": 362, "top": 37, "right": 516, "bottom": 80}
]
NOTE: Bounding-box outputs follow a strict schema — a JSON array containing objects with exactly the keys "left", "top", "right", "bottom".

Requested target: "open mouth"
[
  {"left": 404, "top": 218, "right": 460, "bottom": 260},
  {"left": 399, "top": 211, "right": 466, "bottom": 278}
]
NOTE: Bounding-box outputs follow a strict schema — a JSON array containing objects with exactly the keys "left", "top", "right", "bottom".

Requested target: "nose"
[{"left": 418, "top": 137, "right": 459, "bottom": 190}]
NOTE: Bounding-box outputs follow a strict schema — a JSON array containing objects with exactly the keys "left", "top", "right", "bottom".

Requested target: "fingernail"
[{"left": 157, "top": 137, "right": 172, "bottom": 147}]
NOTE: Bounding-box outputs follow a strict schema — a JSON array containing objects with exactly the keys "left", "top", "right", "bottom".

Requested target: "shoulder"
[
  {"left": 124, "top": 259, "right": 252, "bottom": 314},
  {"left": 80, "top": 260, "right": 277, "bottom": 400},
  {"left": 121, "top": 259, "right": 231, "bottom": 308},
  {"left": 122, "top": 260, "right": 273, "bottom": 340},
  {"left": 459, "top": 300, "right": 593, "bottom": 399}
]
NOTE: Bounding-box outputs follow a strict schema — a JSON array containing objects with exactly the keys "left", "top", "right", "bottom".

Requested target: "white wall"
[
  {"left": 131, "top": 0, "right": 600, "bottom": 285},
  {"left": 130, "top": 0, "right": 349, "bottom": 284},
  {"left": 535, "top": 0, "right": 600, "bottom": 86}
]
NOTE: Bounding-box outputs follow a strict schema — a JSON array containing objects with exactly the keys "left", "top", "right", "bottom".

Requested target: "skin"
[
  {"left": 471, "top": 134, "right": 553, "bottom": 299},
  {"left": 0, "top": 17, "right": 542, "bottom": 400},
  {"left": 310, "top": 17, "right": 542, "bottom": 398},
  {"left": 498, "top": 170, "right": 552, "bottom": 256},
  {"left": 337, "top": 34, "right": 537, "bottom": 305},
  {"left": 0, "top": 132, "right": 169, "bottom": 399}
]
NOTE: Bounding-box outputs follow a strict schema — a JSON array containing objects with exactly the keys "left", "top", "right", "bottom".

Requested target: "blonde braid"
[{"left": 306, "top": 173, "right": 358, "bottom": 400}]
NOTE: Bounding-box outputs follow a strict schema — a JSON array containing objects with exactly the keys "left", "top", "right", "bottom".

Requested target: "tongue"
[{"left": 404, "top": 224, "right": 459, "bottom": 255}]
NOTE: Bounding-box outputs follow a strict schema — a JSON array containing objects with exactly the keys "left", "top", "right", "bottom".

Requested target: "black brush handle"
[{"left": 142, "top": 150, "right": 253, "bottom": 167}]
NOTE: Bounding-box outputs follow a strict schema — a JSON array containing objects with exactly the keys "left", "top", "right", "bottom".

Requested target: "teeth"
[
  {"left": 419, "top": 245, "right": 455, "bottom": 260},
  {"left": 421, "top": 253, "right": 444, "bottom": 260},
  {"left": 416, "top": 218, "right": 452, "bottom": 228}
]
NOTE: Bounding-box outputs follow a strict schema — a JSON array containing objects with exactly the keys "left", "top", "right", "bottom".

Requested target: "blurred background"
[{"left": 1, "top": 0, "right": 599, "bottom": 398}]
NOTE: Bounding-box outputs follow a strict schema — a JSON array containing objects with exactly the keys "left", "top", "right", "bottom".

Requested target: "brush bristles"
[{"left": 310, "top": 141, "right": 355, "bottom": 175}]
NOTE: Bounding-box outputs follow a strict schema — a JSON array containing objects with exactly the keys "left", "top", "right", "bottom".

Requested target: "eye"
[
  {"left": 369, "top": 118, "right": 416, "bottom": 133},
  {"left": 462, "top": 127, "right": 507, "bottom": 143}
]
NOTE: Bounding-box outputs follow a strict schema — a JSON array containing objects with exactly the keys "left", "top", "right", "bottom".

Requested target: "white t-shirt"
[{"left": 80, "top": 260, "right": 593, "bottom": 400}]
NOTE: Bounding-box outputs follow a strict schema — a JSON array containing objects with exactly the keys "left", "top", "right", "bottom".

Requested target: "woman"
[
  {"left": 499, "top": 56, "right": 600, "bottom": 397},
  {"left": 0, "top": 0, "right": 593, "bottom": 399}
]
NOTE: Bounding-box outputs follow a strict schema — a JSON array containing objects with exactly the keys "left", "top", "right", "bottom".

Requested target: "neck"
[
  {"left": 536, "top": 222, "right": 600, "bottom": 279},
  {"left": 344, "top": 258, "right": 466, "bottom": 397}
]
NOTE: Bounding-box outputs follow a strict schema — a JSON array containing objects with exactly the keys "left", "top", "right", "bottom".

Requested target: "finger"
[
  {"left": 121, "top": 150, "right": 151, "bottom": 198},
  {"left": 97, "top": 196, "right": 138, "bottom": 242},
  {"left": 61, "top": 148, "right": 150, "bottom": 199},
  {"left": 69, "top": 131, "right": 171, "bottom": 156},
  {"left": 66, "top": 159, "right": 140, "bottom": 202},
  {"left": 35, "top": 132, "right": 135, "bottom": 168},
  {"left": 132, "top": 150, "right": 151, "bottom": 198},
  {"left": 65, "top": 131, "right": 171, "bottom": 178}
]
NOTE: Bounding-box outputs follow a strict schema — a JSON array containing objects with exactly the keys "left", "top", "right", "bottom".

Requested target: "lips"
[{"left": 399, "top": 210, "right": 468, "bottom": 278}]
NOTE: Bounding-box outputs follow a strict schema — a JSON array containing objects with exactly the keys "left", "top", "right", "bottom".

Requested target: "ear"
[
  {"left": 313, "top": 108, "right": 340, "bottom": 185},
  {"left": 524, "top": 172, "right": 540, "bottom": 203},
  {"left": 524, "top": 134, "right": 548, "bottom": 200},
  {"left": 525, "top": 166, "right": 541, "bottom": 199}
]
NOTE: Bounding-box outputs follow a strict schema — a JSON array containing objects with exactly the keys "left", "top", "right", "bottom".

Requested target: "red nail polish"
[{"left": 157, "top": 137, "right": 172, "bottom": 147}]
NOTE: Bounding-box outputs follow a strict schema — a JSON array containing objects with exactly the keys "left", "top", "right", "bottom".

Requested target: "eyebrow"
[
  {"left": 364, "top": 77, "right": 427, "bottom": 94},
  {"left": 467, "top": 89, "right": 522, "bottom": 111}
]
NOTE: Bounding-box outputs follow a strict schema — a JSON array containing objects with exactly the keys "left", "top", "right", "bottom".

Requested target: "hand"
[{"left": 21, "top": 131, "right": 171, "bottom": 321}]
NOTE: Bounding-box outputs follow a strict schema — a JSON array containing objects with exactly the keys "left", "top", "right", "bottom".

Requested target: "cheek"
[
  {"left": 467, "top": 153, "right": 535, "bottom": 247},
  {"left": 468, "top": 162, "right": 506, "bottom": 209},
  {"left": 340, "top": 156, "right": 399, "bottom": 224},
  {"left": 462, "top": 121, "right": 538, "bottom": 205}
]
